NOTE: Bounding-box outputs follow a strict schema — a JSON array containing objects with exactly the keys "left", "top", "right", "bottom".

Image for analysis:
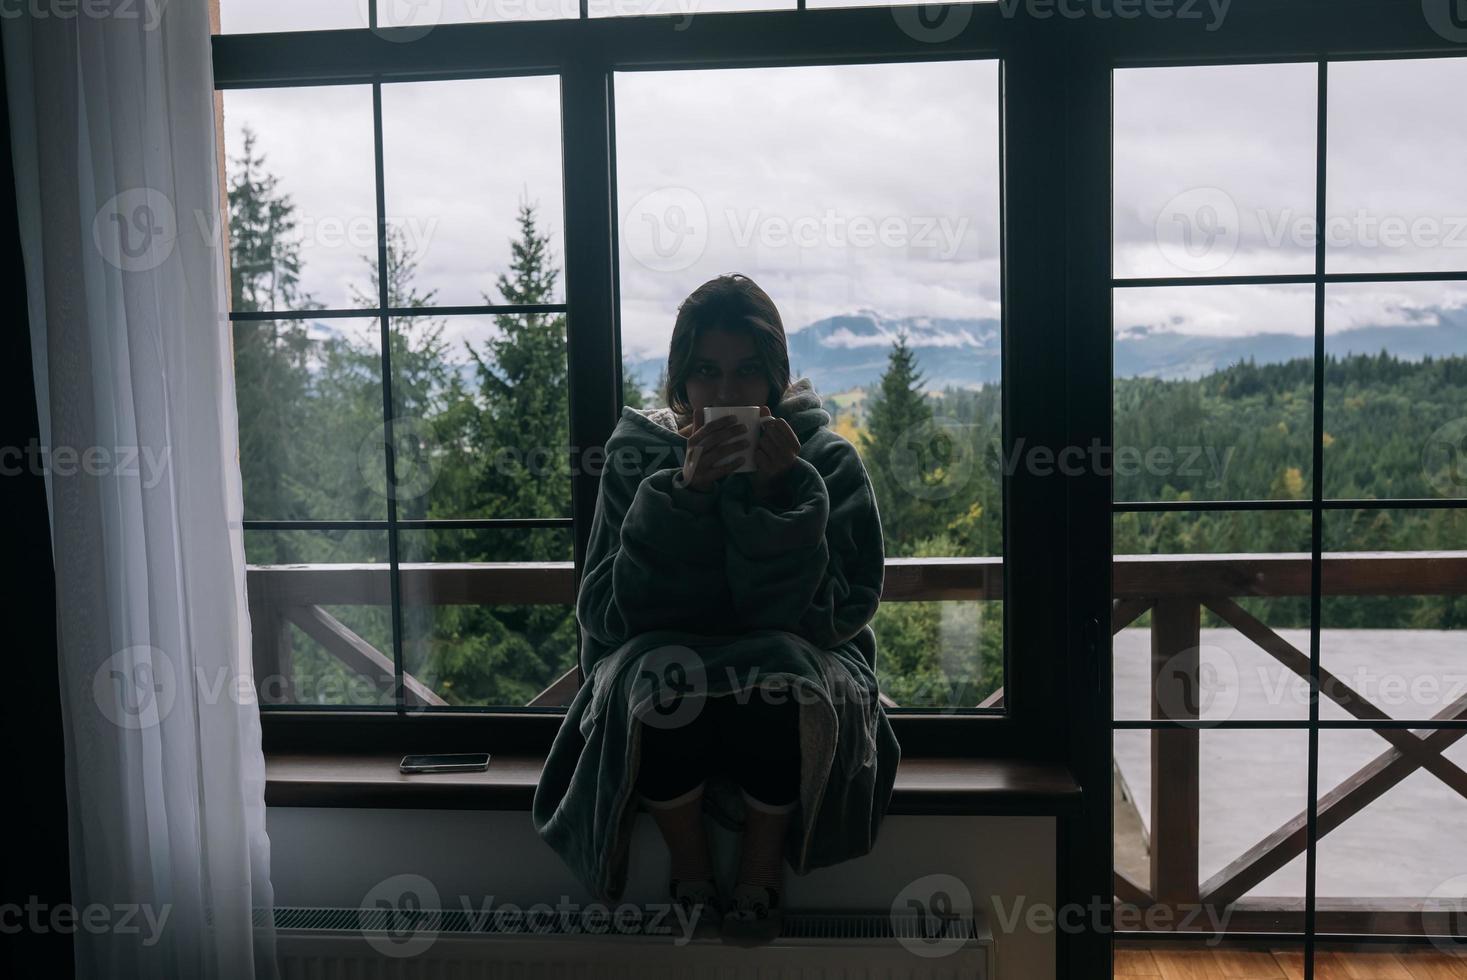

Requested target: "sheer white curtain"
[{"left": 4, "top": 4, "right": 276, "bottom": 979}]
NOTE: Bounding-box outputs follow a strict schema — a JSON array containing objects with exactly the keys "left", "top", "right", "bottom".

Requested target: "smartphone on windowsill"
[{"left": 399, "top": 753, "right": 491, "bottom": 774}]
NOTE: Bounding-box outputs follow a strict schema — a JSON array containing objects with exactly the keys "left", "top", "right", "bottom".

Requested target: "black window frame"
[
  {"left": 218, "top": 6, "right": 1061, "bottom": 763},
  {"left": 1093, "top": 3, "right": 1467, "bottom": 974},
  {"left": 212, "top": 2, "right": 1467, "bottom": 976}
]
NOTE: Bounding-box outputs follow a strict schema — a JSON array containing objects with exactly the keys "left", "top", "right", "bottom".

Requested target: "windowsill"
[{"left": 264, "top": 751, "right": 1081, "bottom": 816}]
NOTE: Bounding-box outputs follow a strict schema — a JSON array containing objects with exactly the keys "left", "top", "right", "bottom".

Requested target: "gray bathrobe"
[{"left": 531, "top": 376, "right": 901, "bottom": 903}]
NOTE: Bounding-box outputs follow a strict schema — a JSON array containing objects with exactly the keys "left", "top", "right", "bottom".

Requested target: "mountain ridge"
[{"left": 622, "top": 305, "right": 1467, "bottom": 399}]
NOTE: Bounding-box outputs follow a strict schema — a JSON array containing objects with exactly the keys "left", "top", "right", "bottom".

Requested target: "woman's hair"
[{"left": 664, "top": 273, "right": 791, "bottom": 417}]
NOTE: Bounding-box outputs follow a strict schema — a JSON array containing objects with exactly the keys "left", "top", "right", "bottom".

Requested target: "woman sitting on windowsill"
[{"left": 532, "top": 273, "right": 900, "bottom": 946}]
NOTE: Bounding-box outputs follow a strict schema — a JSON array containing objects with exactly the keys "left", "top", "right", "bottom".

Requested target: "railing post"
[
  {"left": 1150, "top": 597, "right": 1201, "bottom": 909},
  {"left": 247, "top": 586, "right": 294, "bottom": 705}
]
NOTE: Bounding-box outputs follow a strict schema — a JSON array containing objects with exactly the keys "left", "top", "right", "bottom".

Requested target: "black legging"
[{"left": 635, "top": 688, "right": 801, "bottom": 808}]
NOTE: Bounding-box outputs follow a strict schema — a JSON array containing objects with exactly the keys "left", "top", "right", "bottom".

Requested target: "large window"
[
  {"left": 1112, "top": 55, "right": 1467, "bottom": 963},
  {"left": 224, "top": 74, "right": 575, "bottom": 710},
  {"left": 213, "top": 3, "right": 1467, "bottom": 975},
  {"left": 220, "top": 27, "right": 1008, "bottom": 716}
]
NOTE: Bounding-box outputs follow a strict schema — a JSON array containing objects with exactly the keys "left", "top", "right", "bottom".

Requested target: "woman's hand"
[
  {"left": 749, "top": 406, "right": 799, "bottom": 504},
  {"left": 681, "top": 408, "right": 751, "bottom": 492}
]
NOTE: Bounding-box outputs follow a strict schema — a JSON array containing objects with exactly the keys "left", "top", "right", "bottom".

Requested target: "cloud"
[
  {"left": 818, "top": 324, "right": 990, "bottom": 350},
  {"left": 221, "top": 40, "right": 1463, "bottom": 354},
  {"left": 1115, "top": 58, "right": 1467, "bottom": 281}
]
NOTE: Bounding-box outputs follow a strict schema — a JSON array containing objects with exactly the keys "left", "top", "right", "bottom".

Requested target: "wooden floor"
[{"left": 1117, "top": 947, "right": 1467, "bottom": 980}]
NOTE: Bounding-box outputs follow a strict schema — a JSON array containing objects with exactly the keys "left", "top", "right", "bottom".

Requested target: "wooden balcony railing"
[
  {"left": 1109, "top": 550, "right": 1467, "bottom": 937},
  {"left": 246, "top": 550, "right": 1467, "bottom": 934},
  {"left": 244, "top": 555, "right": 1008, "bottom": 710}
]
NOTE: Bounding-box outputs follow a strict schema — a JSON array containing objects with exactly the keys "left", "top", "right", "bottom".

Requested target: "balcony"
[{"left": 246, "top": 549, "right": 1467, "bottom": 941}]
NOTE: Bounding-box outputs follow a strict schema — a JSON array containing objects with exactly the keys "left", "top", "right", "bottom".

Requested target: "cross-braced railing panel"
[
  {"left": 244, "top": 556, "right": 1011, "bottom": 710},
  {"left": 1110, "top": 550, "right": 1467, "bottom": 932}
]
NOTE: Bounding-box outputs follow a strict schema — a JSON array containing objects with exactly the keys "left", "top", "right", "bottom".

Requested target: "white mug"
[{"left": 700, "top": 405, "right": 764, "bottom": 473}]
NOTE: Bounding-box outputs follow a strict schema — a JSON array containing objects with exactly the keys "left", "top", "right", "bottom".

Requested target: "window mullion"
[
  {"left": 559, "top": 52, "right": 620, "bottom": 687},
  {"left": 1303, "top": 55, "right": 1330, "bottom": 978},
  {"left": 371, "top": 80, "right": 408, "bottom": 714}
]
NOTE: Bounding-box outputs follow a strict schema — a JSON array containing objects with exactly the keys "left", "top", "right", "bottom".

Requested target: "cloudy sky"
[
  {"left": 1115, "top": 57, "right": 1467, "bottom": 346},
  {"left": 221, "top": 53, "right": 999, "bottom": 367},
  {"left": 219, "top": 0, "right": 989, "bottom": 33},
  {"left": 218, "top": 9, "right": 1467, "bottom": 374}
]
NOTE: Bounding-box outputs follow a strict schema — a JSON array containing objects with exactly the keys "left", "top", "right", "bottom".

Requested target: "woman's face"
[{"left": 682, "top": 326, "right": 772, "bottom": 419}]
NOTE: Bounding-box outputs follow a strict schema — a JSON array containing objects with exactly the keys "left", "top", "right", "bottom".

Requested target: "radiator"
[{"left": 264, "top": 905, "right": 994, "bottom": 979}]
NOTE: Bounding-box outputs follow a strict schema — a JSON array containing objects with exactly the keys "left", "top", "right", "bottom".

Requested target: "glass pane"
[
  {"left": 1114, "top": 510, "right": 1313, "bottom": 724},
  {"left": 614, "top": 59, "right": 1002, "bottom": 710},
  {"left": 1113, "top": 731, "right": 1307, "bottom": 926},
  {"left": 1321, "top": 509, "right": 1467, "bottom": 722},
  {"left": 219, "top": 0, "right": 364, "bottom": 33},
  {"left": 380, "top": 76, "right": 566, "bottom": 307},
  {"left": 1324, "top": 281, "right": 1467, "bottom": 501},
  {"left": 383, "top": 0, "right": 578, "bottom": 27},
  {"left": 1114, "top": 729, "right": 1152, "bottom": 905},
  {"left": 244, "top": 529, "right": 395, "bottom": 707},
  {"left": 615, "top": 58, "right": 1000, "bottom": 399},
  {"left": 1327, "top": 58, "right": 1467, "bottom": 276},
  {"left": 1114, "top": 62, "right": 1317, "bottom": 279},
  {"left": 590, "top": 0, "right": 790, "bottom": 16},
  {"left": 398, "top": 528, "right": 577, "bottom": 708},
  {"left": 223, "top": 86, "right": 378, "bottom": 310},
  {"left": 808, "top": 0, "right": 996, "bottom": 6},
  {"left": 233, "top": 317, "right": 388, "bottom": 521},
  {"left": 872, "top": 598, "right": 1003, "bottom": 710},
  {"left": 388, "top": 315, "right": 570, "bottom": 520},
  {"left": 1114, "top": 284, "right": 1317, "bottom": 503},
  {"left": 219, "top": 0, "right": 579, "bottom": 32},
  {"left": 1200, "top": 731, "right": 1308, "bottom": 909},
  {"left": 1317, "top": 730, "right": 1467, "bottom": 938}
]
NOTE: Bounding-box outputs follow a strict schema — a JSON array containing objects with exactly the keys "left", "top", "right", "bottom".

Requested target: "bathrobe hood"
[{"left": 531, "top": 376, "right": 901, "bottom": 902}]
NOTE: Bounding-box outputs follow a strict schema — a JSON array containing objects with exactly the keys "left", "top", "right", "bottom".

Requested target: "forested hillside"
[{"left": 229, "top": 127, "right": 1465, "bottom": 712}]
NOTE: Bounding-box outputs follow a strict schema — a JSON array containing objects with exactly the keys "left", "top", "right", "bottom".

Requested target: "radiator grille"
[
  {"left": 264, "top": 906, "right": 993, "bottom": 979},
  {"left": 262, "top": 905, "right": 980, "bottom": 943}
]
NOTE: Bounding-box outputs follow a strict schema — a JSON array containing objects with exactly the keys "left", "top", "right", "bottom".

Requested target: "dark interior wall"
[{"left": 0, "top": 32, "right": 75, "bottom": 980}]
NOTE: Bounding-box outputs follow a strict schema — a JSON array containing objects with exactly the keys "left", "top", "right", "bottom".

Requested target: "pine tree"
[
  {"left": 229, "top": 127, "right": 315, "bottom": 314},
  {"left": 420, "top": 197, "right": 579, "bottom": 706},
  {"left": 859, "top": 331, "right": 955, "bottom": 555},
  {"left": 335, "top": 225, "right": 459, "bottom": 523},
  {"left": 622, "top": 362, "right": 646, "bottom": 410},
  {"left": 859, "top": 334, "right": 1002, "bottom": 707},
  {"left": 468, "top": 197, "right": 570, "bottom": 552},
  {"left": 228, "top": 126, "right": 321, "bottom": 556}
]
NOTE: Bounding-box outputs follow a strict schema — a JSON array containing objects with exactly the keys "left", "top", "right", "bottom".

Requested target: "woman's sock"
[
  {"left": 642, "top": 781, "right": 714, "bottom": 883},
  {"left": 736, "top": 788, "right": 795, "bottom": 890}
]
